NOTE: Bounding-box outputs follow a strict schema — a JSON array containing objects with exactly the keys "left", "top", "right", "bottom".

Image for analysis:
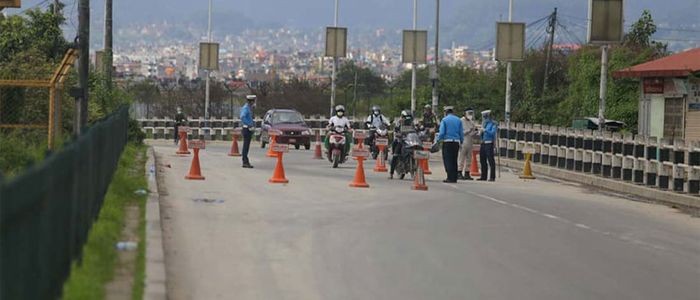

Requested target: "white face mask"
[
  {"left": 337, "top": 111, "right": 344, "bottom": 117},
  {"left": 373, "top": 111, "right": 380, "bottom": 116},
  {"left": 466, "top": 112, "right": 474, "bottom": 120}
]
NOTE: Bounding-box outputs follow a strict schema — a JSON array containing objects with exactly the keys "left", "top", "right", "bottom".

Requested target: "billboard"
[
  {"left": 495, "top": 22, "right": 526, "bottom": 62},
  {"left": 402, "top": 30, "right": 428, "bottom": 64},
  {"left": 588, "top": 0, "right": 624, "bottom": 44},
  {"left": 325, "top": 27, "right": 347, "bottom": 58},
  {"left": 199, "top": 42, "right": 219, "bottom": 71}
]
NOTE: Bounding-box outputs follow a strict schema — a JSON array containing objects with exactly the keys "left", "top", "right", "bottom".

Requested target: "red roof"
[{"left": 613, "top": 47, "right": 700, "bottom": 78}]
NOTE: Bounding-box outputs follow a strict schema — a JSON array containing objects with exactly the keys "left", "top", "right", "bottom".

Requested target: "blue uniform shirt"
[
  {"left": 437, "top": 114, "right": 464, "bottom": 144},
  {"left": 240, "top": 103, "right": 254, "bottom": 127},
  {"left": 481, "top": 119, "right": 498, "bottom": 143}
]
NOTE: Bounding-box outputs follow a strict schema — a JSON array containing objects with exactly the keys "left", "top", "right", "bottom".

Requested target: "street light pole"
[
  {"left": 505, "top": 0, "right": 513, "bottom": 128},
  {"left": 205, "top": 0, "right": 212, "bottom": 121},
  {"left": 431, "top": 0, "right": 440, "bottom": 114},
  {"left": 411, "top": 0, "right": 417, "bottom": 114},
  {"left": 598, "top": 44, "right": 608, "bottom": 132},
  {"left": 330, "top": 0, "right": 339, "bottom": 116}
]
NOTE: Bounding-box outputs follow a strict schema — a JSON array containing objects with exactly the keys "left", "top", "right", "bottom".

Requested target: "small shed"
[{"left": 613, "top": 48, "right": 700, "bottom": 141}]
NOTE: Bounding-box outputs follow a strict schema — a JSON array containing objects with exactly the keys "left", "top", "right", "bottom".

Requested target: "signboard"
[
  {"left": 400, "top": 125, "right": 415, "bottom": 133},
  {"left": 352, "top": 147, "right": 371, "bottom": 158},
  {"left": 0, "top": 0, "right": 21, "bottom": 8},
  {"left": 353, "top": 130, "right": 367, "bottom": 140},
  {"left": 375, "top": 138, "right": 389, "bottom": 146},
  {"left": 268, "top": 129, "right": 283, "bottom": 136},
  {"left": 199, "top": 42, "right": 220, "bottom": 70},
  {"left": 189, "top": 140, "right": 206, "bottom": 149},
  {"left": 271, "top": 143, "right": 289, "bottom": 153},
  {"left": 643, "top": 78, "right": 664, "bottom": 94},
  {"left": 414, "top": 150, "right": 430, "bottom": 160},
  {"left": 587, "top": 0, "right": 624, "bottom": 44},
  {"left": 232, "top": 128, "right": 242, "bottom": 135},
  {"left": 495, "top": 22, "right": 526, "bottom": 62},
  {"left": 325, "top": 27, "right": 347, "bottom": 58},
  {"left": 689, "top": 103, "right": 700, "bottom": 111},
  {"left": 402, "top": 30, "right": 428, "bottom": 64},
  {"left": 178, "top": 126, "right": 191, "bottom": 133},
  {"left": 423, "top": 142, "right": 433, "bottom": 150}
]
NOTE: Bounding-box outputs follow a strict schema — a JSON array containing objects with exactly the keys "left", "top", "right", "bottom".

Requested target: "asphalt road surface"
[{"left": 150, "top": 140, "right": 700, "bottom": 300}]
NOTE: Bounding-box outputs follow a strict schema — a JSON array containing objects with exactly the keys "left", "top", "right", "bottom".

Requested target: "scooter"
[
  {"left": 368, "top": 125, "right": 389, "bottom": 160},
  {"left": 327, "top": 126, "right": 349, "bottom": 168}
]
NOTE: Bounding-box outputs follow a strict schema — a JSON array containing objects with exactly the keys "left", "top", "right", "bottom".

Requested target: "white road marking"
[{"left": 446, "top": 185, "right": 668, "bottom": 253}]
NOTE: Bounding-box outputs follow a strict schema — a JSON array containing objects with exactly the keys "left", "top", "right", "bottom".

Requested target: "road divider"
[
  {"left": 185, "top": 140, "right": 205, "bottom": 180},
  {"left": 228, "top": 128, "right": 241, "bottom": 157},
  {"left": 269, "top": 143, "right": 289, "bottom": 184}
]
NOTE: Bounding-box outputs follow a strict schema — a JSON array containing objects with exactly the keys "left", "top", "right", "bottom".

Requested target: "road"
[{"left": 150, "top": 140, "right": 700, "bottom": 300}]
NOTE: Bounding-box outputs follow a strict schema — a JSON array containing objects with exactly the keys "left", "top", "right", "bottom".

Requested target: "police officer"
[
  {"left": 478, "top": 110, "right": 498, "bottom": 181},
  {"left": 457, "top": 108, "right": 477, "bottom": 180},
  {"left": 434, "top": 106, "right": 463, "bottom": 183},
  {"left": 240, "top": 95, "right": 256, "bottom": 168}
]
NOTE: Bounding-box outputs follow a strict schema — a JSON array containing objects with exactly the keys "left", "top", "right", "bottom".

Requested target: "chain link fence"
[{"left": 0, "top": 106, "right": 129, "bottom": 300}]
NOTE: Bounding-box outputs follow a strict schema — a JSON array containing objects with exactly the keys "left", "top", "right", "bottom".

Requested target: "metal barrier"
[{"left": 0, "top": 106, "right": 129, "bottom": 300}]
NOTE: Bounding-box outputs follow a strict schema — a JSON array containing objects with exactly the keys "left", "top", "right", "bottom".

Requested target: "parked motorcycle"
[{"left": 327, "top": 126, "right": 349, "bottom": 168}]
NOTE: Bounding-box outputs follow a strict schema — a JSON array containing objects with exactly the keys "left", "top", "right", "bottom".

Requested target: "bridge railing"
[
  {"left": 498, "top": 122, "right": 700, "bottom": 196},
  {"left": 0, "top": 106, "right": 129, "bottom": 299}
]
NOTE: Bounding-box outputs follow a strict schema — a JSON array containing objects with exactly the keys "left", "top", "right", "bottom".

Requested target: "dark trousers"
[
  {"left": 442, "top": 141, "right": 460, "bottom": 182},
  {"left": 174, "top": 125, "right": 180, "bottom": 142},
  {"left": 389, "top": 140, "right": 402, "bottom": 175},
  {"left": 242, "top": 128, "right": 253, "bottom": 165},
  {"left": 480, "top": 143, "right": 496, "bottom": 180}
]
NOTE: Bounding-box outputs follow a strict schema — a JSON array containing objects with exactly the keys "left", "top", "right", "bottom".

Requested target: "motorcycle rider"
[
  {"left": 420, "top": 104, "right": 438, "bottom": 140},
  {"left": 457, "top": 108, "right": 478, "bottom": 180},
  {"left": 365, "top": 105, "right": 391, "bottom": 146},
  {"left": 389, "top": 110, "right": 415, "bottom": 179},
  {"left": 326, "top": 105, "right": 352, "bottom": 155}
]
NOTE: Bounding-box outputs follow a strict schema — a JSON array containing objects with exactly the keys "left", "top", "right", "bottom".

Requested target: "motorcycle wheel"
[{"left": 332, "top": 153, "right": 340, "bottom": 168}]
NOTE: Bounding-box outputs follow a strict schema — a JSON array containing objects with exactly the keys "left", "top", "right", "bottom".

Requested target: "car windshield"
[{"left": 271, "top": 111, "right": 305, "bottom": 124}]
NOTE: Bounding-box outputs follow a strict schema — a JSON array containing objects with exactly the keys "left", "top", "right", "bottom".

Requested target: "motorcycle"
[
  {"left": 367, "top": 125, "right": 389, "bottom": 160},
  {"left": 327, "top": 126, "right": 349, "bottom": 168},
  {"left": 393, "top": 125, "right": 423, "bottom": 179}
]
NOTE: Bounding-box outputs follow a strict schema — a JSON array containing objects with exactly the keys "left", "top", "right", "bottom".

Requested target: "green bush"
[{"left": 127, "top": 118, "right": 145, "bottom": 145}]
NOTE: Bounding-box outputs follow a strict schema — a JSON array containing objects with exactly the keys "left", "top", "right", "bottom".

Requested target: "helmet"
[
  {"left": 335, "top": 105, "right": 345, "bottom": 113},
  {"left": 371, "top": 105, "right": 381, "bottom": 115},
  {"left": 424, "top": 104, "right": 431, "bottom": 109},
  {"left": 400, "top": 110, "right": 413, "bottom": 119}
]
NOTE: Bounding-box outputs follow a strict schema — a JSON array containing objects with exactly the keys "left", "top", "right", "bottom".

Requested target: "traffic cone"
[
  {"left": 421, "top": 145, "right": 432, "bottom": 175},
  {"left": 349, "top": 157, "right": 370, "bottom": 188},
  {"left": 373, "top": 146, "right": 388, "bottom": 172},
  {"left": 176, "top": 131, "right": 190, "bottom": 155},
  {"left": 185, "top": 148, "right": 205, "bottom": 180},
  {"left": 228, "top": 134, "right": 241, "bottom": 156},
  {"left": 412, "top": 160, "right": 428, "bottom": 191},
  {"left": 470, "top": 149, "right": 481, "bottom": 178},
  {"left": 520, "top": 153, "right": 536, "bottom": 180},
  {"left": 267, "top": 135, "right": 278, "bottom": 157},
  {"left": 269, "top": 152, "right": 289, "bottom": 184}
]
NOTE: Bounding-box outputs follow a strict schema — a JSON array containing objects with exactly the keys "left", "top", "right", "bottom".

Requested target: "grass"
[{"left": 62, "top": 144, "right": 148, "bottom": 300}]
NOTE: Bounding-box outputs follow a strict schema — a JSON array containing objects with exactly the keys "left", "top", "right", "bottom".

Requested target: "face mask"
[
  {"left": 337, "top": 112, "right": 344, "bottom": 117},
  {"left": 466, "top": 112, "right": 474, "bottom": 120},
  {"left": 373, "top": 111, "right": 380, "bottom": 116}
]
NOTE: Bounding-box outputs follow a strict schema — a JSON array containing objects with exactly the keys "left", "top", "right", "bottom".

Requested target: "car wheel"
[
  {"left": 261, "top": 141, "right": 267, "bottom": 148},
  {"left": 295, "top": 144, "right": 301, "bottom": 150},
  {"left": 304, "top": 143, "right": 311, "bottom": 150}
]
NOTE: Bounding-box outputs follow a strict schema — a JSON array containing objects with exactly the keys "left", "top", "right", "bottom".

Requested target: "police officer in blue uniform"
[
  {"left": 434, "top": 106, "right": 463, "bottom": 183},
  {"left": 478, "top": 110, "right": 498, "bottom": 181},
  {"left": 240, "top": 95, "right": 256, "bottom": 168}
]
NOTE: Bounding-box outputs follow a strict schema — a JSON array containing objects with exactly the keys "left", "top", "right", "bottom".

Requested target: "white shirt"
[
  {"left": 366, "top": 114, "right": 390, "bottom": 129},
  {"left": 328, "top": 116, "right": 351, "bottom": 129}
]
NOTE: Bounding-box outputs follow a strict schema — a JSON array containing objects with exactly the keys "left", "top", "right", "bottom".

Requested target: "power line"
[{"left": 657, "top": 27, "right": 700, "bottom": 33}]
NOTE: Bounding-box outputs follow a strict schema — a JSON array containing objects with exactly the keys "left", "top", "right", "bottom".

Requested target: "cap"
[
  {"left": 443, "top": 106, "right": 454, "bottom": 111},
  {"left": 246, "top": 95, "right": 257, "bottom": 101},
  {"left": 424, "top": 104, "right": 431, "bottom": 109},
  {"left": 481, "top": 110, "right": 492, "bottom": 115},
  {"left": 465, "top": 107, "right": 474, "bottom": 112}
]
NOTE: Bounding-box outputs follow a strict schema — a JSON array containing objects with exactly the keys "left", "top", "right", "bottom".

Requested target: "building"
[{"left": 613, "top": 48, "right": 700, "bottom": 141}]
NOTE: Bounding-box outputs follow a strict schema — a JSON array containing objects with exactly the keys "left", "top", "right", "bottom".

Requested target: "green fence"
[{"left": 0, "top": 106, "right": 129, "bottom": 299}]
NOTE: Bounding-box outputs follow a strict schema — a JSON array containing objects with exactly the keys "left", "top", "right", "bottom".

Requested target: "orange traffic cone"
[
  {"left": 185, "top": 148, "right": 205, "bottom": 180},
  {"left": 374, "top": 146, "right": 388, "bottom": 172},
  {"left": 421, "top": 145, "right": 432, "bottom": 175},
  {"left": 176, "top": 131, "right": 190, "bottom": 155},
  {"left": 267, "top": 135, "right": 278, "bottom": 157},
  {"left": 228, "top": 134, "right": 241, "bottom": 156},
  {"left": 313, "top": 131, "right": 324, "bottom": 159},
  {"left": 412, "top": 160, "right": 429, "bottom": 191},
  {"left": 519, "top": 153, "right": 536, "bottom": 180},
  {"left": 470, "top": 148, "right": 481, "bottom": 178},
  {"left": 349, "top": 157, "right": 370, "bottom": 188},
  {"left": 269, "top": 152, "right": 289, "bottom": 183}
]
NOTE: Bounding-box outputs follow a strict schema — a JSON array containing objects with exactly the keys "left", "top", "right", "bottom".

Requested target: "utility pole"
[
  {"left": 53, "top": 0, "right": 60, "bottom": 14},
  {"left": 205, "top": 0, "right": 212, "bottom": 121},
  {"left": 411, "top": 0, "right": 417, "bottom": 114},
  {"left": 598, "top": 44, "right": 608, "bottom": 132},
  {"left": 353, "top": 70, "right": 358, "bottom": 117},
  {"left": 78, "top": 0, "right": 89, "bottom": 132},
  {"left": 104, "top": 0, "right": 113, "bottom": 89},
  {"left": 431, "top": 0, "right": 440, "bottom": 114},
  {"left": 330, "top": 0, "right": 339, "bottom": 116},
  {"left": 504, "top": 0, "right": 513, "bottom": 128},
  {"left": 542, "top": 7, "right": 557, "bottom": 96}
]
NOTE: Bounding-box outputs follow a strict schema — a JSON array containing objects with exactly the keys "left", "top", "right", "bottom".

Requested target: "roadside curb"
[
  {"left": 501, "top": 158, "right": 700, "bottom": 210},
  {"left": 144, "top": 147, "right": 167, "bottom": 300}
]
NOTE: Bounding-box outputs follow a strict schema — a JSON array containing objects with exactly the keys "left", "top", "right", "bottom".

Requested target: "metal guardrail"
[
  {"left": 499, "top": 123, "right": 700, "bottom": 196},
  {"left": 0, "top": 106, "right": 129, "bottom": 299}
]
